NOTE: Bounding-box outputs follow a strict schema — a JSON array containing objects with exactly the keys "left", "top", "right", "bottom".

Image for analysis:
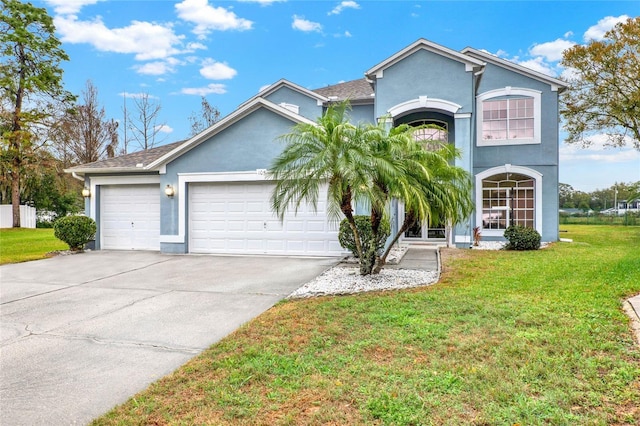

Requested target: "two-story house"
[{"left": 67, "top": 39, "right": 567, "bottom": 255}]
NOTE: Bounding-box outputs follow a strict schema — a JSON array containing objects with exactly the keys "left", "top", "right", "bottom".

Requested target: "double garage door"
[{"left": 189, "top": 182, "right": 343, "bottom": 256}]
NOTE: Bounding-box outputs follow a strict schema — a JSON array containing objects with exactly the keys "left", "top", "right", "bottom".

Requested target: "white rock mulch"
[{"left": 287, "top": 266, "right": 438, "bottom": 299}]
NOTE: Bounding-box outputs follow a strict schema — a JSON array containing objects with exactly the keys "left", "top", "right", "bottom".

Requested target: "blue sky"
[{"left": 37, "top": 0, "right": 640, "bottom": 192}]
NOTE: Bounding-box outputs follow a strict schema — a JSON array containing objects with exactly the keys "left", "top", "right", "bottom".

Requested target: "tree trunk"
[
  {"left": 361, "top": 208, "right": 383, "bottom": 275},
  {"left": 11, "top": 168, "right": 21, "bottom": 228},
  {"left": 373, "top": 212, "right": 417, "bottom": 274},
  {"left": 340, "top": 186, "right": 364, "bottom": 259}
]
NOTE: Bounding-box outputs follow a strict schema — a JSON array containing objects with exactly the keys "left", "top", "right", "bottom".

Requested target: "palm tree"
[
  {"left": 357, "top": 121, "right": 473, "bottom": 274},
  {"left": 269, "top": 102, "right": 370, "bottom": 259},
  {"left": 270, "top": 102, "right": 473, "bottom": 276}
]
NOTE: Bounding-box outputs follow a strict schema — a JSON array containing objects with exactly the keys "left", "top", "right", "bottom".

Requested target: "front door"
[
  {"left": 403, "top": 217, "right": 446, "bottom": 241},
  {"left": 399, "top": 204, "right": 446, "bottom": 242}
]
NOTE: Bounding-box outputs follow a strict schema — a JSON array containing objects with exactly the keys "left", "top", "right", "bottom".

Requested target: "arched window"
[{"left": 482, "top": 173, "right": 535, "bottom": 230}]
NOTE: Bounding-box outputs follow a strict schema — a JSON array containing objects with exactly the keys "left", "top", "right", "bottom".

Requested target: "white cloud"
[
  {"left": 175, "top": 0, "right": 253, "bottom": 38},
  {"left": 328, "top": 1, "right": 360, "bottom": 15},
  {"left": 583, "top": 15, "right": 629, "bottom": 41},
  {"left": 530, "top": 38, "right": 576, "bottom": 62},
  {"left": 344, "top": 31, "right": 352, "bottom": 38},
  {"left": 292, "top": 15, "right": 322, "bottom": 33},
  {"left": 134, "top": 58, "right": 182, "bottom": 75},
  {"left": 155, "top": 124, "right": 174, "bottom": 134},
  {"left": 54, "top": 15, "right": 183, "bottom": 61},
  {"left": 44, "top": 0, "right": 104, "bottom": 15},
  {"left": 258, "top": 84, "right": 272, "bottom": 93},
  {"left": 238, "top": 0, "right": 285, "bottom": 4},
  {"left": 185, "top": 42, "right": 207, "bottom": 52},
  {"left": 119, "top": 92, "right": 159, "bottom": 99},
  {"left": 516, "top": 57, "right": 556, "bottom": 77},
  {"left": 200, "top": 59, "right": 237, "bottom": 80},
  {"left": 560, "top": 134, "right": 640, "bottom": 163},
  {"left": 564, "top": 31, "right": 574, "bottom": 38},
  {"left": 181, "top": 84, "right": 227, "bottom": 96}
]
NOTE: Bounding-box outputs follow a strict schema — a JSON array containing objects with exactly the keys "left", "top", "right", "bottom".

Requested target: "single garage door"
[
  {"left": 100, "top": 184, "right": 160, "bottom": 250},
  {"left": 189, "top": 182, "right": 343, "bottom": 256}
]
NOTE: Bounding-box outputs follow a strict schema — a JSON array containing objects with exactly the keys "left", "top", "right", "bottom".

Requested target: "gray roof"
[
  {"left": 67, "top": 140, "right": 187, "bottom": 171},
  {"left": 313, "top": 78, "right": 374, "bottom": 102}
]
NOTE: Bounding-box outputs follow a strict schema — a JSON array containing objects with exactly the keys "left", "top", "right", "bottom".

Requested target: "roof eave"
[
  {"left": 63, "top": 166, "right": 160, "bottom": 176},
  {"left": 365, "top": 38, "right": 485, "bottom": 80},
  {"left": 237, "top": 78, "right": 330, "bottom": 110},
  {"left": 461, "top": 47, "right": 568, "bottom": 92}
]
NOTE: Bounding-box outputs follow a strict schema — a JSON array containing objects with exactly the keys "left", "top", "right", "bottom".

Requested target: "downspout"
[
  {"left": 469, "top": 66, "right": 484, "bottom": 243},
  {"left": 71, "top": 171, "right": 84, "bottom": 181}
]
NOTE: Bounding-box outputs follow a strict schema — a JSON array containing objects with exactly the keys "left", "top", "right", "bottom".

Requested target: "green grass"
[
  {"left": 0, "top": 228, "right": 67, "bottom": 264},
  {"left": 93, "top": 225, "right": 640, "bottom": 425}
]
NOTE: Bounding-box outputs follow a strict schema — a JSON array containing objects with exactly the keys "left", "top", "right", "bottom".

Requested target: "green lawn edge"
[
  {"left": 91, "top": 225, "right": 640, "bottom": 425},
  {"left": 0, "top": 228, "right": 67, "bottom": 265}
]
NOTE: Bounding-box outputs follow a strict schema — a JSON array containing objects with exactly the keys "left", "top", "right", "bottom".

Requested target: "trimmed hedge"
[
  {"left": 504, "top": 225, "right": 541, "bottom": 251},
  {"left": 53, "top": 215, "right": 96, "bottom": 251},
  {"left": 338, "top": 215, "right": 390, "bottom": 258}
]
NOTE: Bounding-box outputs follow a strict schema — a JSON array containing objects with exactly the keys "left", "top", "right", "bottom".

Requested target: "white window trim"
[
  {"left": 475, "top": 165, "right": 543, "bottom": 237},
  {"left": 160, "top": 170, "right": 270, "bottom": 244},
  {"left": 477, "top": 87, "right": 541, "bottom": 146},
  {"left": 388, "top": 96, "right": 462, "bottom": 117},
  {"left": 87, "top": 175, "right": 161, "bottom": 223}
]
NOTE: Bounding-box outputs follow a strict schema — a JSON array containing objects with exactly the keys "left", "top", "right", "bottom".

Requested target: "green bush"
[
  {"left": 338, "top": 215, "right": 390, "bottom": 257},
  {"left": 53, "top": 215, "right": 96, "bottom": 251},
  {"left": 503, "top": 225, "right": 541, "bottom": 251}
]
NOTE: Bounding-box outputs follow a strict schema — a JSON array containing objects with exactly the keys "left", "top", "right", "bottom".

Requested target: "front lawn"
[
  {"left": 0, "top": 228, "right": 67, "bottom": 265},
  {"left": 94, "top": 225, "right": 640, "bottom": 425}
]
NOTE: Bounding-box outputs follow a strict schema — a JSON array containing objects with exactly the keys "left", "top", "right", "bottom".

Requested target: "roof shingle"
[
  {"left": 313, "top": 78, "right": 374, "bottom": 102},
  {"left": 67, "top": 140, "right": 187, "bottom": 171}
]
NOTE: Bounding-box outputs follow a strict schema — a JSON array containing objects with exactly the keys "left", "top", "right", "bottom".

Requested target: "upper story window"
[
  {"left": 409, "top": 119, "right": 448, "bottom": 151},
  {"left": 477, "top": 87, "right": 541, "bottom": 146}
]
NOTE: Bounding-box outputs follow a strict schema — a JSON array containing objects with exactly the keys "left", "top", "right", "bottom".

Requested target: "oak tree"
[{"left": 561, "top": 17, "right": 640, "bottom": 150}]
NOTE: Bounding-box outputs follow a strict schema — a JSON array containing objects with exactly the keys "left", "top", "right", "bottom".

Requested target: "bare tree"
[
  {"left": 127, "top": 93, "right": 166, "bottom": 150},
  {"left": 51, "top": 80, "right": 118, "bottom": 166},
  {"left": 188, "top": 96, "right": 221, "bottom": 136}
]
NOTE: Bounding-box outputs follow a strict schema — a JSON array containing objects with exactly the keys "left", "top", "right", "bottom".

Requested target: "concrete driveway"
[{"left": 0, "top": 251, "right": 337, "bottom": 425}]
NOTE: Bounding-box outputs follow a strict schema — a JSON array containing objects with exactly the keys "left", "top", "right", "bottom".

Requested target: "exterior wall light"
[
  {"left": 164, "top": 184, "right": 175, "bottom": 197},
  {"left": 82, "top": 187, "right": 91, "bottom": 198}
]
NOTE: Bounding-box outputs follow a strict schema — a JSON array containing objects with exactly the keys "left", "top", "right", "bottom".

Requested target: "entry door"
[{"left": 399, "top": 204, "right": 446, "bottom": 241}]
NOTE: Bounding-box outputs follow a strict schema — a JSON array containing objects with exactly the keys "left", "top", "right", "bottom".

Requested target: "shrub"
[
  {"left": 53, "top": 215, "right": 96, "bottom": 251},
  {"left": 503, "top": 225, "right": 541, "bottom": 251},
  {"left": 338, "top": 215, "right": 390, "bottom": 258}
]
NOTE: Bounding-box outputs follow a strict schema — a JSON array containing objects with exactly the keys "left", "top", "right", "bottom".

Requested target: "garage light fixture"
[
  {"left": 164, "top": 185, "right": 175, "bottom": 197},
  {"left": 82, "top": 187, "right": 91, "bottom": 198}
]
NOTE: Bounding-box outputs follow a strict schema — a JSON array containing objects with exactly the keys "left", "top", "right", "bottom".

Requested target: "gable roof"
[
  {"left": 65, "top": 140, "right": 187, "bottom": 175},
  {"left": 313, "top": 78, "right": 375, "bottom": 103},
  {"left": 146, "top": 97, "right": 317, "bottom": 171},
  {"left": 67, "top": 97, "right": 317, "bottom": 177},
  {"left": 461, "top": 47, "right": 568, "bottom": 92},
  {"left": 238, "top": 78, "right": 329, "bottom": 110},
  {"left": 366, "top": 38, "right": 485, "bottom": 80}
]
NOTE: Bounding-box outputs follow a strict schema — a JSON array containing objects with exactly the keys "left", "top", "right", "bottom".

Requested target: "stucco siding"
[
  {"left": 374, "top": 49, "right": 474, "bottom": 118},
  {"left": 474, "top": 62, "right": 560, "bottom": 168},
  {"left": 165, "top": 108, "right": 296, "bottom": 175},
  {"left": 349, "top": 104, "right": 375, "bottom": 125},
  {"left": 264, "top": 86, "right": 323, "bottom": 120}
]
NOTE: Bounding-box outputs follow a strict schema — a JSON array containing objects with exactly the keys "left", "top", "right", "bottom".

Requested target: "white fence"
[{"left": 0, "top": 205, "right": 36, "bottom": 228}]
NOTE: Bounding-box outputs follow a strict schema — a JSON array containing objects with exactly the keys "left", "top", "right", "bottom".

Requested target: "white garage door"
[
  {"left": 100, "top": 185, "right": 160, "bottom": 250},
  {"left": 189, "top": 182, "right": 343, "bottom": 256}
]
